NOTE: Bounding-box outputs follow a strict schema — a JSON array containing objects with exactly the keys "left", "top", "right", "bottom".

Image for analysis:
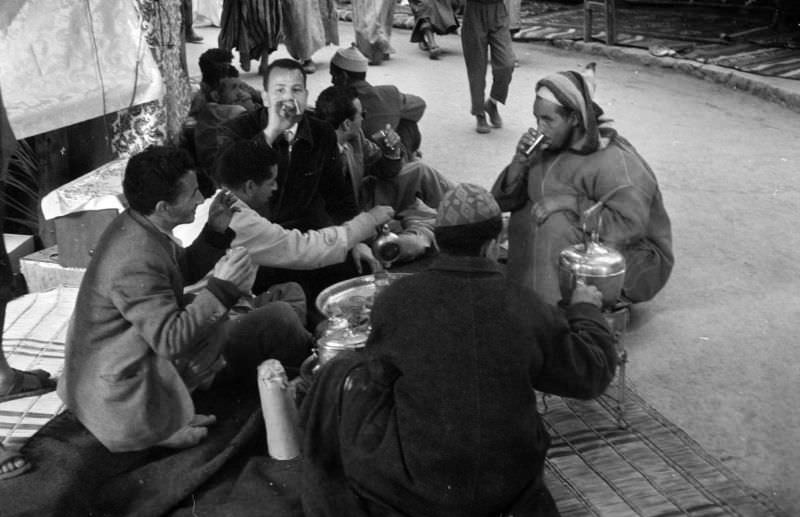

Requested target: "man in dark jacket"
[
  {"left": 300, "top": 183, "right": 618, "bottom": 516},
  {"left": 219, "top": 58, "right": 359, "bottom": 232}
]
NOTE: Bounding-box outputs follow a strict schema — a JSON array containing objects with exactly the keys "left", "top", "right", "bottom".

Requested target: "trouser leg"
[
  {"left": 223, "top": 302, "right": 313, "bottom": 385},
  {"left": 182, "top": 0, "right": 192, "bottom": 34},
  {"left": 461, "top": 2, "right": 489, "bottom": 115},
  {"left": 488, "top": 2, "right": 515, "bottom": 104},
  {"left": 0, "top": 179, "right": 14, "bottom": 370}
]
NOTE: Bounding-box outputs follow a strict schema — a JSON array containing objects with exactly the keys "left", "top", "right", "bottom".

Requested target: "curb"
[
  {"left": 526, "top": 38, "right": 800, "bottom": 114},
  {"left": 340, "top": 7, "right": 800, "bottom": 114}
]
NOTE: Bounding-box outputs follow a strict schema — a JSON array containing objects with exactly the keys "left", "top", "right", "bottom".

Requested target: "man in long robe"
[
  {"left": 351, "top": 0, "right": 395, "bottom": 65},
  {"left": 492, "top": 68, "right": 674, "bottom": 305},
  {"left": 409, "top": 0, "right": 460, "bottom": 60}
]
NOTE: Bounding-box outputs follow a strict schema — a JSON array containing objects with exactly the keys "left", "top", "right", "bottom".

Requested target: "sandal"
[
  {"left": 0, "top": 369, "right": 56, "bottom": 404},
  {"left": 0, "top": 444, "right": 32, "bottom": 481}
]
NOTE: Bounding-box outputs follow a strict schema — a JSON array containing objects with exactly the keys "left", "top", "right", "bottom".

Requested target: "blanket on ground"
[{"left": 0, "top": 385, "right": 303, "bottom": 517}]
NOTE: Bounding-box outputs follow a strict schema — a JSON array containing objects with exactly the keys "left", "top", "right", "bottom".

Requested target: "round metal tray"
[{"left": 315, "top": 272, "right": 411, "bottom": 317}]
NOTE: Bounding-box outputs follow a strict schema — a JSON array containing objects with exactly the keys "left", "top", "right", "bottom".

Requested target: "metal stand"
[{"left": 604, "top": 305, "right": 630, "bottom": 428}]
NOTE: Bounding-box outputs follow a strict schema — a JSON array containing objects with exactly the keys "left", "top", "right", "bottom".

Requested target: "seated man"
[
  {"left": 174, "top": 141, "right": 394, "bottom": 287},
  {"left": 315, "top": 85, "right": 456, "bottom": 264},
  {"left": 492, "top": 66, "right": 674, "bottom": 305},
  {"left": 300, "top": 183, "right": 618, "bottom": 516},
  {"left": 189, "top": 48, "right": 262, "bottom": 118},
  {"left": 220, "top": 58, "right": 358, "bottom": 232},
  {"left": 194, "top": 76, "right": 259, "bottom": 179},
  {"left": 330, "top": 45, "right": 426, "bottom": 160},
  {"left": 57, "top": 146, "right": 312, "bottom": 453}
]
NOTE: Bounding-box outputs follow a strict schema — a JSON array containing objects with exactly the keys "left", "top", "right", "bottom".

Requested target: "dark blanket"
[{"left": 1, "top": 386, "right": 304, "bottom": 517}]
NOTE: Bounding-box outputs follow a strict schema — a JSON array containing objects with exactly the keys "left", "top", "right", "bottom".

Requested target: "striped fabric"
[{"left": 0, "top": 288, "right": 76, "bottom": 450}]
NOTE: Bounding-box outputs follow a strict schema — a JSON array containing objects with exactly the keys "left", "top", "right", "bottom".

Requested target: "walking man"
[{"left": 461, "top": 0, "right": 516, "bottom": 134}]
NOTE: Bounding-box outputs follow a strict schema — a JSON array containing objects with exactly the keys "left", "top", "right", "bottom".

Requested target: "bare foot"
[{"left": 157, "top": 414, "right": 217, "bottom": 449}]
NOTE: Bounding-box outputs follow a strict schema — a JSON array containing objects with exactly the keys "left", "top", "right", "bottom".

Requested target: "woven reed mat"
[
  {"left": 540, "top": 388, "right": 787, "bottom": 516},
  {"left": 0, "top": 287, "right": 75, "bottom": 451}
]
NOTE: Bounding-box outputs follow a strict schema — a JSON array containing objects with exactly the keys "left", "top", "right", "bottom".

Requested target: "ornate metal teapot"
[
  {"left": 372, "top": 224, "right": 402, "bottom": 266},
  {"left": 558, "top": 195, "right": 627, "bottom": 309}
]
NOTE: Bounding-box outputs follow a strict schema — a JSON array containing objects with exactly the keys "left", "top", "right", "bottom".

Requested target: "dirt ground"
[{"left": 188, "top": 24, "right": 800, "bottom": 513}]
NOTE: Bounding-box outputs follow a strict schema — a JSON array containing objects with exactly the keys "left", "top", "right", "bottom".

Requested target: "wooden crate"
[{"left": 19, "top": 245, "right": 86, "bottom": 293}]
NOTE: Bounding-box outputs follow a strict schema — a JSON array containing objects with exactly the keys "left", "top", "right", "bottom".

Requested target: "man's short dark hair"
[
  {"left": 216, "top": 140, "right": 278, "bottom": 189},
  {"left": 330, "top": 62, "right": 366, "bottom": 82},
  {"left": 264, "top": 58, "right": 307, "bottom": 88},
  {"left": 123, "top": 146, "right": 195, "bottom": 215},
  {"left": 434, "top": 217, "right": 503, "bottom": 256},
  {"left": 199, "top": 48, "right": 238, "bottom": 90},
  {"left": 315, "top": 86, "right": 358, "bottom": 129}
]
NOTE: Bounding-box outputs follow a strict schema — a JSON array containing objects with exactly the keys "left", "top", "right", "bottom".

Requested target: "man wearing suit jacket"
[
  {"left": 57, "top": 145, "right": 312, "bottom": 452},
  {"left": 330, "top": 45, "right": 427, "bottom": 161}
]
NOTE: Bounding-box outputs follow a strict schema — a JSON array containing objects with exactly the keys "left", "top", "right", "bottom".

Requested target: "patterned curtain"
[{"left": 112, "top": 0, "right": 192, "bottom": 156}]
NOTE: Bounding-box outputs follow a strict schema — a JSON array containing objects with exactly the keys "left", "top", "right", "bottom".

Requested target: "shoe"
[
  {"left": 475, "top": 115, "right": 491, "bottom": 134},
  {"left": 301, "top": 59, "right": 316, "bottom": 74},
  {"left": 186, "top": 30, "right": 204, "bottom": 44},
  {"left": 418, "top": 41, "right": 430, "bottom": 52},
  {"left": 423, "top": 30, "right": 440, "bottom": 60},
  {"left": 484, "top": 99, "right": 502, "bottom": 128},
  {"left": 0, "top": 368, "right": 55, "bottom": 403}
]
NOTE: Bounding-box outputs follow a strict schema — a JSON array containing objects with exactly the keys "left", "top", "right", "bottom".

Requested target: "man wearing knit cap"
[
  {"left": 300, "top": 183, "right": 618, "bottom": 516},
  {"left": 492, "top": 66, "right": 674, "bottom": 306},
  {"left": 330, "top": 44, "right": 427, "bottom": 160},
  {"left": 461, "top": 0, "right": 516, "bottom": 134}
]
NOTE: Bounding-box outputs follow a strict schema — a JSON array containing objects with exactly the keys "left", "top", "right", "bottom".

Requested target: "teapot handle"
[{"left": 580, "top": 184, "right": 634, "bottom": 240}]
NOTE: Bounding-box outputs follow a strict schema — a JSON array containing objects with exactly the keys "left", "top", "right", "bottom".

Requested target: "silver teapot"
[
  {"left": 558, "top": 199, "right": 626, "bottom": 309},
  {"left": 372, "top": 224, "right": 402, "bottom": 266}
]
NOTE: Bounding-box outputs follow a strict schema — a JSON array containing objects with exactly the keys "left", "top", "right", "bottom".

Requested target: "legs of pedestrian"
[
  {"left": 183, "top": 0, "right": 203, "bottom": 43},
  {"left": 461, "top": 2, "right": 491, "bottom": 133}
]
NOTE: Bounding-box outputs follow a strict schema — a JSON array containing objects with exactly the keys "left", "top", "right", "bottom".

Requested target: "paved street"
[{"left": 189, "top": 22, "right": 800, "bottom": 513}]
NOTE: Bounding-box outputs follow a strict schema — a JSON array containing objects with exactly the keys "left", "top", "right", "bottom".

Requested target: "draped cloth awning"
[{"left": 0, "top": 0, "right": 164, "bottom": 139}]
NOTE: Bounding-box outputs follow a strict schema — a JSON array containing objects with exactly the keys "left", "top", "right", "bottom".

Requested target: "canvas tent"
[{"left": 0, "top": 0, "right": 163, "bottom": 139}]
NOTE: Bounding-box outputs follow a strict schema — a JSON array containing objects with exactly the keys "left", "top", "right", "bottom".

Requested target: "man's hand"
[
  {"left": 351, "top": 242, "right": 382, "bottom": 274},
  {"left": 396, "top": 233, "right": 427, "bottom": 261},
  {"left": 367, "top": 205, "right": 395, "bottom": 226},
  {"left": 370, "top": 124, "right": 402, "bottom": 158},
  {"left": 531, "top": 194, "right": 576, "bottom": 225},
  {"left": 570, "top": 282, "right": 603, "bottom": 308},
  {"left": 212, "top": 246, "right": 256, "bottom": 294},
  {"left": 263, "top": 98, "right": 301, "bottom": 144},
  {"left": 207, "top": 189, "right": 239, "bottom": 233}
]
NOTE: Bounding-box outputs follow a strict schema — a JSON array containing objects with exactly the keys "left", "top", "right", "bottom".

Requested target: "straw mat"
[
  {"left": 513, "top": 5, "right": 800, "bottom": 79},
  {"left": 540, "top": 388, "right": 787, "bottom": 516}
]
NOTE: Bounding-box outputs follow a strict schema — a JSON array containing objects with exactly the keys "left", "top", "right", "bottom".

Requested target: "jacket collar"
[
  {"left": 257, "top": 107, "right": 315, "bottom": 147},
  {"left": 429, "top": 254, "right": 503, "bottom": 275},
  {"left": 127, "top": 209, "right": 181, "bottom": 255}
]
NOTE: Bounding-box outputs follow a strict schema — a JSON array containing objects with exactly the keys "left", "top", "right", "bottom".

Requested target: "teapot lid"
[
  {"left": 317, "top": 328, "right": 368, "bottom": 349},
  {"left": 559, "top": 240, "right": 626, "bottom": 276}
]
